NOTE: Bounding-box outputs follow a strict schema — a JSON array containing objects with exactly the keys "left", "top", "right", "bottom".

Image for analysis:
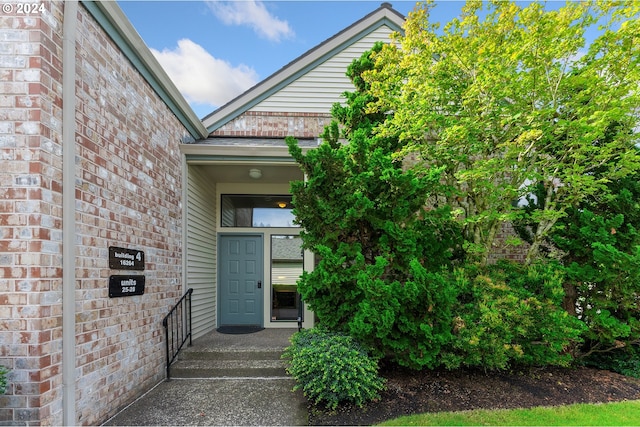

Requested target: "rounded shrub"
[
  {"left": 282, "top": 328, "right": 386, "bottom": 410},
  {"left": 442, "top": 261, "right": 586, "bottom": 370}
]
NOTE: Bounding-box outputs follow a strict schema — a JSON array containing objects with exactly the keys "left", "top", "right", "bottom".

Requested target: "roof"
[
  {"left": 272, "top": 236, "right": 304, "bottom": 261},
  {"left": 201, "top": 3, "right": 405, "bottom": 134}
]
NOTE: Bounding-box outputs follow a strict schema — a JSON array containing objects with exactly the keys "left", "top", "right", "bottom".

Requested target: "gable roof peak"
[{"left": 201, "top": 3, "right": 405, "bottom": 132}]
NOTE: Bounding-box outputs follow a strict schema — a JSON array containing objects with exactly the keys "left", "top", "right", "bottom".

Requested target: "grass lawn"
[{"left": 379, "top": 400, "right": 640, "bottom": 426}]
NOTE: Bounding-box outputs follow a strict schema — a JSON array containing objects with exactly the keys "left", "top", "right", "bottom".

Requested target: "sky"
[
  {"left": 117, "top": 1, "right": 604, "bottom": 121},
  {"left": 117, "top": 0, "right": 469, "bottom": 119}
]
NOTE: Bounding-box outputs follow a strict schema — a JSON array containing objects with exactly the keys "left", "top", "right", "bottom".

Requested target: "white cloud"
[
  {"left": 151, "top": 39, "right": 259, "bottom": 109},
  {"left": 206, "top": 0, "right": 294, "bottom": 42}
]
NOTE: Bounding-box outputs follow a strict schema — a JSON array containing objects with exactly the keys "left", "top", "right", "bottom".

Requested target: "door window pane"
[{"left": 271, "top": 235, "right": 303, "bottom": 321}]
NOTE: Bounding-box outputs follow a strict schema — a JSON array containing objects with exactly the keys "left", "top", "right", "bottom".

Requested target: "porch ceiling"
[
  {"left": 182, "top": 143, "right": 307, "bottom": 184},
  {"left": 195, "top": 163, "right": 303, "bottom": 184}
]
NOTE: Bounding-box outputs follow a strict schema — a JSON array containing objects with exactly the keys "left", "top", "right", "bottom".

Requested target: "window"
[
  {"left": 221, "top": 195, "right": 298, "bottom": 228},
  {"left": 271, "top": 235, "right": 303, "bottom": 321}
]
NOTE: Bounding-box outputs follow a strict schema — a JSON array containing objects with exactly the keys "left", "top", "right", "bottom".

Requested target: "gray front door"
[{"left": 219, "top": 235, "right": 263, "bottom": 326}]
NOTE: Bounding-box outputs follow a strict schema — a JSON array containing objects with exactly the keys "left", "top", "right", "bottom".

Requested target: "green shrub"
[
  {"left": 549, "top": 167, "right": 640, "bottom": 355},
  {"left": 0, "top": 365, "right": 9, "bottom": 394},
  {"left": 295, "top": 260, "right": 586, "bottom": 373},
  {"left": 344, "top": 258, "right": 458, "bottom": 370},
  {"left": 287, "top": 44, "right": 462, "bottom": 372},
  {"left": 441, "top": 261, "right": 586, "bottom": 370},
  {"left": 282, "top": 328, "right": 386, "bottom": 410},
  {"left": 583, "top": 346, "right": 640, "bottom": 378},
  {"left": 554, "top": 210, "right": 640, "bottom": 354}
]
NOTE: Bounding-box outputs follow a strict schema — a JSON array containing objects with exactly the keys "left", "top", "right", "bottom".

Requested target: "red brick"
[{"left": 2, "top": 2, "right": 189, "bottom": 424}]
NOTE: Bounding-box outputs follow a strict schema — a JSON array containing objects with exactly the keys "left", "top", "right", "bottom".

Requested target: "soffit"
[
  {"left": 194, "top": 164, "right": 303, "bottom": 185},
  {"left": 182, "top": 142, "right": 305, "bottom": 184}
]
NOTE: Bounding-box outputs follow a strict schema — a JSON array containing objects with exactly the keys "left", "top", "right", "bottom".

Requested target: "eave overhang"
[{"left": 180, "top": 144, "right": 304, "bottom": 165}]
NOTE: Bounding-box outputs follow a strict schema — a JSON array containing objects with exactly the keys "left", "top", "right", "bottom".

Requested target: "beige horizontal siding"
[
  {"left": 186, "top": 165, "right": 217, "bottom": 339},
  {"left": 251, "top": 26, "right": 395, "bottom": 113},
  {"left": 272, "top": 264, "right": 303, "bottom": 286}
]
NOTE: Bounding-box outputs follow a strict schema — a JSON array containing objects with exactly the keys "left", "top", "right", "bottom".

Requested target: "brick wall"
[
  {"left": 487, "top": 222, "right": 529, "bottom": 264},
  {"left": 210, "top": 111, "right": 332, "bottom": 138},
  {"left": 0, "top": 2, "right": 65, "bottom": 424},
  {"left": 1, "top": 2, "right": 189, "bottom": 425}
]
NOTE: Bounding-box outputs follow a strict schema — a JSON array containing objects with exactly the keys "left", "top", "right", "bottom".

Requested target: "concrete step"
[
  {"left": 169, "top": 358, "right": 288, "bottom": 378},
  {"left": 166, "top": 329, "right": 296, "bottom": 379},
  {"left": 179, "top": 349, "right": 284, "bottom": 361}
]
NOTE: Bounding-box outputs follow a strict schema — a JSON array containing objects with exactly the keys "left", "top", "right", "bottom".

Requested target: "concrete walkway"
[{"left": 103, "top": 329, "right": 308, "bottom": 426}]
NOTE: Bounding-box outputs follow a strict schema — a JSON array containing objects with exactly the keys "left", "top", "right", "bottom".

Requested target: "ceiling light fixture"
[
  {"left": 277, "top": 202, "right": 287, "bottom": 208},
  {"left": 249, "top": 168, "right": 262, "bottom": 179}
]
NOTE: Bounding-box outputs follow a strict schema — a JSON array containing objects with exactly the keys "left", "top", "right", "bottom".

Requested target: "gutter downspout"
[{"left": 62, "top": 1, "right": 78, "bottom": 425}]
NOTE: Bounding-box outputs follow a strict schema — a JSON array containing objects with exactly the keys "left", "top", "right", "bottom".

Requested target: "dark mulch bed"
[{"left": 308, "top": 365, "right": 640, "bottom": 425}]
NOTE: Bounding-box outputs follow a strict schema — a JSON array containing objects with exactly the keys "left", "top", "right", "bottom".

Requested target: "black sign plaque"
[
  {"left": 109, "top": 275, "right": 145, "bottom": 298},
  {"left": 109, "top": 246, "right": 145, "bottom": 270}
]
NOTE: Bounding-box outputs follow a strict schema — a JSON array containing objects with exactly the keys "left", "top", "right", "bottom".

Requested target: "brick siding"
[
  {"left": 488, "top": 222, "right": 529, "bottom": 264},
  {"left": 1, "top": 3, "right": 188, "bottom": 425},
  {"left": 210, "top": 111, "right": 333, "bottom": 138},
  {"left": 0, "top": 2, "right": 65, "bottom": 424}
]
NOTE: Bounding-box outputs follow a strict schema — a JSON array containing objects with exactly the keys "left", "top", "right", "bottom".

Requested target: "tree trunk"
[
  {"left": 562, "top": 281, "right": 578, "bottom": 317},
  {"left": 525, "top": 184, "right": 558, "bottom": 265},
  {"left": 479, "top": 221, "right": 500, "bottom": 267}
]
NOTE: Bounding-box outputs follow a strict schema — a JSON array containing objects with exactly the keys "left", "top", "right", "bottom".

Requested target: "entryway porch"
[{"left": 104, "top": 328, "right": 307, "bottom": 426}]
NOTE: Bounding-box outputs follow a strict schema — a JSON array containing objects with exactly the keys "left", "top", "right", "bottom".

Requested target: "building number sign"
[
  {"left": 108, "top": 246, "right": 145, "bottom": 297},
  {"left": 109, "top": 246, "right": 145, "bottom": 270}
]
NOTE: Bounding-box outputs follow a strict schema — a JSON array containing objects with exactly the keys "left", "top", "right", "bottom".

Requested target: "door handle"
[{"left": 258, "top": 280, "right": 262, "bottom": 289}]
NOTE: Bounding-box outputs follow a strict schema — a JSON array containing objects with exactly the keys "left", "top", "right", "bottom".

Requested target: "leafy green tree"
[
  {"left": 511, "top": 147, "right": 640, "bottom": 356},
  {"left": 366, "top": 0, "right": 640, "bottom": 266},
  {"left": 287, "top": 43, "right": 582, "bottom": 370},
  {"left": 287, "top": 44, "right": 462, "bottom": 368}
]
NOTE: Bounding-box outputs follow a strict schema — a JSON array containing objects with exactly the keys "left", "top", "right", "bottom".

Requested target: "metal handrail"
[{"left": 162, "top": 288, "right": 193, "bottom": 380}]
